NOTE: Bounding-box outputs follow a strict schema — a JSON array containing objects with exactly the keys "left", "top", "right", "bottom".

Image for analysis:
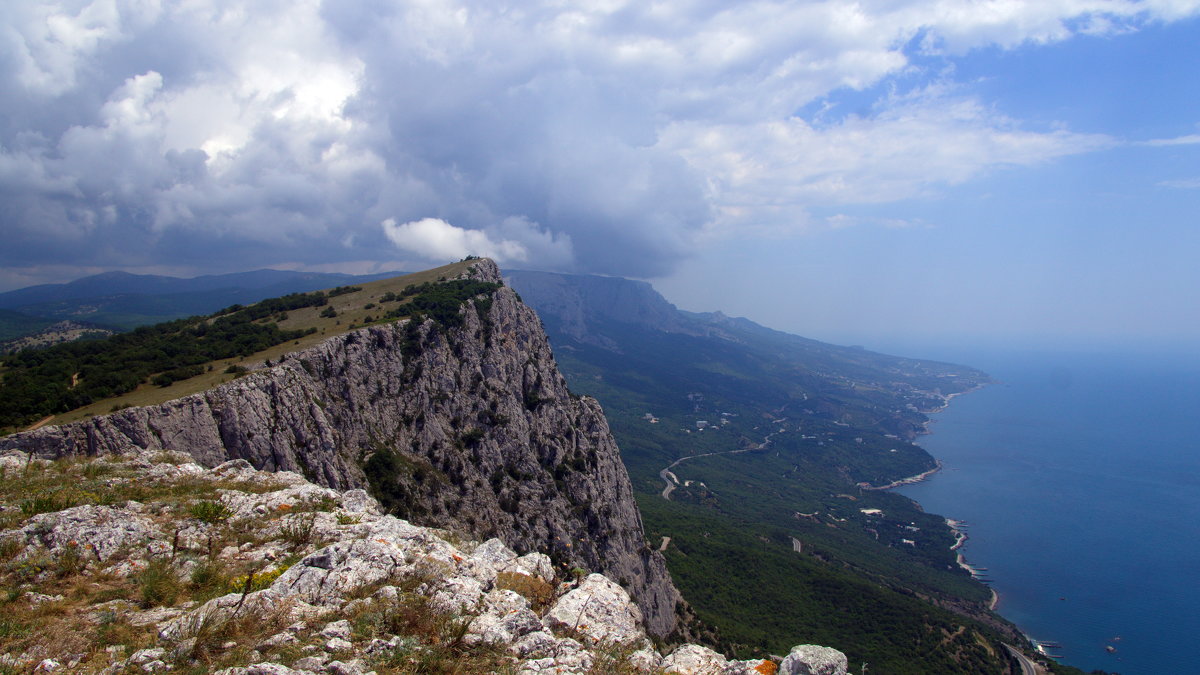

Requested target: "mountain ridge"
[{"left": 0, "top": 269, "right": 408, "bottom": 332}]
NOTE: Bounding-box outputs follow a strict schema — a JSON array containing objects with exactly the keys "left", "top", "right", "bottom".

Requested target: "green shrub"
[
  {"left": 19, "top": 490, "right": 78, "bottom": 517},
  {"left": 188, "top": 500, "right": 231, "bottom": 524},
  {"left": 189, "top": 560, "right": 229, "bottom": 600}
]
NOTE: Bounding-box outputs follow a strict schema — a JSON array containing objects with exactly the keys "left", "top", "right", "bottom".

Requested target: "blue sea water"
[{"left": 894, "top": 347, "right": 1200, "bottom": 675}]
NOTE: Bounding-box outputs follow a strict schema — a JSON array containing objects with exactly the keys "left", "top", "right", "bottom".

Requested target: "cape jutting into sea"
[{"left": 893, "top": 346, "right": 1200, "bottom": 675}]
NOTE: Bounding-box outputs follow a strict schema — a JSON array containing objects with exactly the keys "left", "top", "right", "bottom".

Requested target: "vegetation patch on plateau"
[{"left": 0, "top": 260, "right": 496, "bottom": 434}]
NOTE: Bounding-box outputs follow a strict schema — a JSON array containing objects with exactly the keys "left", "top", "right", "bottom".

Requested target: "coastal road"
[
  {"left": 1003, "top": 644, "right": 1041, "bottom": 675},
  {"left": 659, "top": 429, "right": 780, "bottom": 500}
]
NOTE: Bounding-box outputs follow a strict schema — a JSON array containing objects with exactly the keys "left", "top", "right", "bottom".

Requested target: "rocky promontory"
[{"left": 0, "top": 260, "right": 681, "bottom": 638}]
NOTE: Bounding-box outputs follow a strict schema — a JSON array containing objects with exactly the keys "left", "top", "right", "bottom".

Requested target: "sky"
[{"left": 2, "top": 1, "right": 1198, "bottom": 350}]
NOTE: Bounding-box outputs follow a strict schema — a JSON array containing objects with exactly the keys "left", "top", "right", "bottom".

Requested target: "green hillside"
[
  {"left": 0, "top": 309, "right": 54, "bottom": 342},
  {"left": 0, "top": 260, "right": 485, "bottom": 433},
  {"left": 546, "top": 323, "right": 1019, "bottom": 670}
]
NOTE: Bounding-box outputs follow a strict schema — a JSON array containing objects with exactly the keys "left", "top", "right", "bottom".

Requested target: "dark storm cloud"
[{"left": 1, "top": 0, "right": 1178, "bottom": 288}]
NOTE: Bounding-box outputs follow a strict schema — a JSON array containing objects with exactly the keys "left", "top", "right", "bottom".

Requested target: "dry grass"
[
  {"left": 54, "top": 259, "right": 479, "bottom": 425},
  {"left": 169, "top": 598, "right": 296, "bottom": 671},
  {"left": 0, "top": 454, "right": 301, "bottom": 671},
  {"left": 343, "top": 588, "right": 518, "bottom": 675},
  {"left": 494, "top": 571, "right": 556, "bottom": 613}
]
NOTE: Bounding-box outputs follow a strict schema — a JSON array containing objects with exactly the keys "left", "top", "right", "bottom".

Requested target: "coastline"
[
  {"left": 917, "top": 383, "right": 987, "bottom": 434},
  {"left": 897, "top": 384, "right": 1004, "bottom": 614},
  {"left": 859, "top": 459, "right": 943, "bottom": 491}
]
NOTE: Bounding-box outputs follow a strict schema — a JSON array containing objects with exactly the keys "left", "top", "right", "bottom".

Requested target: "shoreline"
[
  {"left": 916, "top": 383, "right": 987, "bottom": 435},
  {"left": 858, "top": 459, "right": 943, "bottom": 491},
  {"left": 903, "top": 386, "right": 1006, "bottom": 616}
]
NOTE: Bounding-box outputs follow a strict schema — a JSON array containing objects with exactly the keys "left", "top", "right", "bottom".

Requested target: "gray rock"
[
  {"left": 516, "top": 634, "right": 594, "bottom": 674},
  {"left": 509, "top": 630, "right": 560, "bottom": 658},
  {"left": 290, "top": 656, "right": 328, "bottom": 671},
  {"left": 214, "top": 664, "right": 317, "bottom": 675},
  {"left": 324, "top": 637, "right": 353, "bottom": 652},
  {"left": 629, "top": 647, "right": 663, "bottom": 672},
  {"left": 778, "top": 645, "right": 849, "bottom": 675},
  {"left": 126, "top": 648, "right": 166, "bottom": 666},
  {"left": 661, "top": 644, "right": 729, "bottom": 674},
  {"left": 338, "top": 489, "right": 381, "bottom": 515},
  {"left": 18, "top": 504, "right": 159, "bottom": 563},
  {"left": 725, "top": 659, "right": 780, "bottom": 674},
  {"left": 256, "top": 632, "right": 298, "bottom": 650},
  {"left": 319, "top": 619, "right": 353, "bottom": 640},
  {"left": 326, "top": 660, "right": 370, "bottom": 675},
  {"left": 544, "top": 573, "right": 644, "bottom": 645},
  {"left": 426, "top": 575, "right": 484, "bottom": 614},
  {"left": 269, "top": 539, "right": 411, "bottom": 606},
  {"left": 465, "top": 593, "right": 543, "bottom": 647}
]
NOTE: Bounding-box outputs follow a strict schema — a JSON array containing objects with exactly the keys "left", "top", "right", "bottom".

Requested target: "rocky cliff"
[{"left": 0, "top": 260, "right": 682, "bottom": 638}]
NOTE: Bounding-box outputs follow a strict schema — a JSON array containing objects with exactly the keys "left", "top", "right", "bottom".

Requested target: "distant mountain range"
[{"left": 0, "top": 269, "right": 406, "bottom": 342}]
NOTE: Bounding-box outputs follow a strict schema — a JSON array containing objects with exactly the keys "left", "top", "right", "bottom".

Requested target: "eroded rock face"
[{"left": 0, "top": 260, "right": 681, "bottom": 637}]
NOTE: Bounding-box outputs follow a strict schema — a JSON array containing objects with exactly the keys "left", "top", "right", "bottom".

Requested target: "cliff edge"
[{"left": 0, "top": 260, "right": 683, "bottom": 638}]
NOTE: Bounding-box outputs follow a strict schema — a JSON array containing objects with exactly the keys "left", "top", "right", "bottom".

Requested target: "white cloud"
[
  {"left": 381, "top": 217, "right": 572, "bottom": 267},
  {"left": 1143, "top": 134, "right": 1200, "bottom": 146},
  {"left": 1, "top": 0, "right": 1196, "bottom": 276},
  {"left": 1159, "top": 177, "right": 1200, "bottom": 189},
  {"left": 662, "top": 88, "right": 1114, "bottom": 233}
]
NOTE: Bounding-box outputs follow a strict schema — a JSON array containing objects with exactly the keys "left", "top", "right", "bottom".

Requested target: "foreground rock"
[{"left": 0, "top": 449, "right": 847, "bottom": 674}]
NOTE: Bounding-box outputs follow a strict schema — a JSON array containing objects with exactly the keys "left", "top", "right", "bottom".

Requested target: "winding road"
[{"left": 659, "top": 428, "right": 782, "bottom": 500}]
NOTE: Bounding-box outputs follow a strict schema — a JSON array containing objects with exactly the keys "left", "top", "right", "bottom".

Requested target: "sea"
[{"left": 891, "top": 346, "right": 1200, "bottom": 675}]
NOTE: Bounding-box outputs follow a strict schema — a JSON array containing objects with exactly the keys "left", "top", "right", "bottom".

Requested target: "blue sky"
[{"left": 1, "top": 1, "right": 1198, "bottom": 350}]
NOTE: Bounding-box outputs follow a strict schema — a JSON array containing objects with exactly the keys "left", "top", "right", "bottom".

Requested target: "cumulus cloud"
[
  {"left": 381, "top": 217, "right": 573, "bottom": 267},
  {"left": 1, "top": 0, "right": 1196, "bottom": 284},
  {"left": 663, "top": 87, "right": 1115, "bottom": 233}
]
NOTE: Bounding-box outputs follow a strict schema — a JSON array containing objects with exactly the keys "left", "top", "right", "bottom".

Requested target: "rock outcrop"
[
  {"left": 0, "top": 448, "right": 847, "bottom": 674},
  {"left": 0, "top": 260, "right": 681, "bottom": 637}
]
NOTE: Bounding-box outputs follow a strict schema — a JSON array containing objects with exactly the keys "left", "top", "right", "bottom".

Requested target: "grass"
[
  {"left": 138, "top": 557, "right": 184, "bottom": 608},
  {"left": 0, "top": 455, "right": 288, "bottom": 533},
  {"left": 0, "top": 454, "right": 320, "bottom": 671},
  {"left": 47, "top": 259, "right": 482, "bottom": 427},
  {"left": 187, "top": 500, "right": 231, "bottom": 524},
  {"left": 343, "top": 587, "right": 516, "bottom": 675},
  {"left": 494, "top": 571, "right": 556, "bottom": 613}
]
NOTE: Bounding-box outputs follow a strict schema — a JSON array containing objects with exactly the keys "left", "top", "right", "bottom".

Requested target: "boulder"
[
  {"left": 543, "top": 573, "right": 644, "bottom": 644},
  {"left": 662, "top": 644, "right": 729, "bottom": 674},
  {"left": 779, "top": 644, "right": 849, "bottom": 675}
]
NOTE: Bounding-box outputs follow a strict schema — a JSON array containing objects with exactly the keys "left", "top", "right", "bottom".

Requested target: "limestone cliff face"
[{"left": 0, "top": 260, "right": 682, "bottom": 638}]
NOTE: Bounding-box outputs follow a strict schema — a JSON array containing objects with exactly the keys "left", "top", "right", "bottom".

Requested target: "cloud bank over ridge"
[{"left": 2, "top": 0, "right": 1197, "bottom": 287}]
